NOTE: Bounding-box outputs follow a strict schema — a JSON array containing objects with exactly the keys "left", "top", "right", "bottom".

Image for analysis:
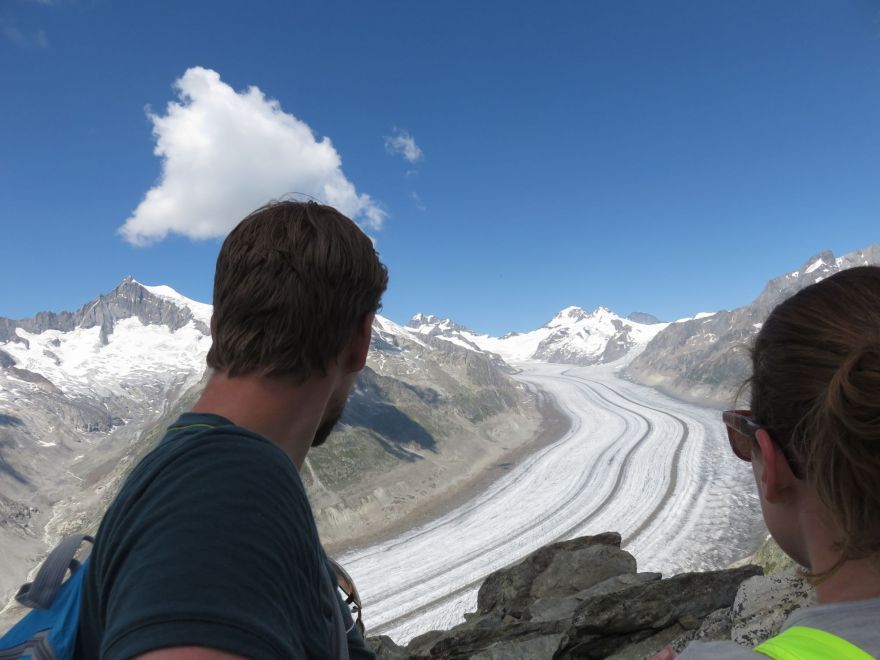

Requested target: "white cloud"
[
  {"left": 410, "top": 192, "right": 426, "bottom": 212},
  {"left": 0, "top": 20, "right": 48, "bottom": 48},
  {"left": 119, "top": 67, "right": 385, "bottom": 246},
  {"left": 385, "top": 128, "right": 423, "bottom": 163}
]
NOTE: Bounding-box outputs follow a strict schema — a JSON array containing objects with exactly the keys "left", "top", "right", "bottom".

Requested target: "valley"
[
  {"left": 340, "top": 360, "right": 765, "bottom": 644},
  {"left": 1, "top": 242, "right": 878, "bottom": 640}
]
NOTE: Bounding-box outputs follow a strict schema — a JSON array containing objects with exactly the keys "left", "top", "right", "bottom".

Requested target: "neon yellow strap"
[{"left": 754, "top": 626, "right": 874, "bottom": 660}]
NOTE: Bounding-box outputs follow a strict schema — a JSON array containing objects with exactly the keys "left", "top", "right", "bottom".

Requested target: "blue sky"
[{"left": 2, "top": 1, "right": 879, "bottom": 335}]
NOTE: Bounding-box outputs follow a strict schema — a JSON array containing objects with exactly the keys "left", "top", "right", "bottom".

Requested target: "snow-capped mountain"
[
  {"left": 0, "top": 278, "right": 540, "bottom": 612},
  {"left": 407, "top": 306, "right": 668, "bottom": 366},
  {"left": 1, "top": 278, "right": 212, "bottom": 406},
  {"left": 0, "top": 278, "right": 214, "bottom": 607},
  {"left": 625, "top": 244, "right": 880, "bottom": 405}
]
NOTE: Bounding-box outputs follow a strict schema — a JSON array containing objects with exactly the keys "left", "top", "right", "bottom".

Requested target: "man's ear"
[
  {"left": 342, "top": 312, "right": 375, "bottom": 373},
  {"left": 755, "top": 429, "right": 796, "bottom": 503}
]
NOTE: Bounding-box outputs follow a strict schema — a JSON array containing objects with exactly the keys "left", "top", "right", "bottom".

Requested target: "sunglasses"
[
  {"left": 722, "top": 409, "right": 760, "bottom": 462},
  {"left": 328, "top": 557, "right": 365, "bottom": 636},
  {"left": 721, "top": 409, "right": 804, "bottom": 479}
]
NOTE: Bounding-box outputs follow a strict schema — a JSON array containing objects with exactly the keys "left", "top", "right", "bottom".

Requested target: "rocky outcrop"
[
  {"left": 727, "top": 571, "right": 815, "bottom": 648},
  {"left": 368, "top": 533, "right": 779, "bottom": 659}
]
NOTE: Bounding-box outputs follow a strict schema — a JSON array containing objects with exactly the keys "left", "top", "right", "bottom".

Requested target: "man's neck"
[{"left": 191, "top": 370, "right": 336, "bottom": 469}]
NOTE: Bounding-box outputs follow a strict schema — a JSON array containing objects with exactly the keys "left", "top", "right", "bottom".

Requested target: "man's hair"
[
  {"left": 748, "top": 266, "right": 880, "bottom": 566},
  {"left": 206, "top": 201, "right": 388, "bottom": 382}
]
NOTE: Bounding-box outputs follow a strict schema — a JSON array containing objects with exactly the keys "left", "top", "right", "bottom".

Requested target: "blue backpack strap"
[
  {"left": 15, "top": 534, "right": 93, "bottom": 610},
  {"left": 1, "top": 535, "right": 93, "bottom": 659},
  {"left": 755, "top": 625, "right": 874, "bottom": 660}
]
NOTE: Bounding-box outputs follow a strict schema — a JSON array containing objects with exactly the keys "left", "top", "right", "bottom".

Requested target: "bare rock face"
[
  {"left": 475, "top": 532, "right": 632, "bottom": 620},
  {"left": 556, "top": 565, "right": 762, "bottom": 659},
  {"left": 0, "top": 276, "right": 206, "bottom": 345},
  {"left": 369, "top": 533, "right": 762, "bottom": 660},
  {"left": 729, "top": 571, "right": 815, "bottom": 647},
  {"left": 625, "top": 244, "right": 880, "bottom": 406}
]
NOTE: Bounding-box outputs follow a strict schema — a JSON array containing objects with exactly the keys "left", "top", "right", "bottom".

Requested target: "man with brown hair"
[{"left": 76, "top": 201, "right": 386, "bottom": 659}]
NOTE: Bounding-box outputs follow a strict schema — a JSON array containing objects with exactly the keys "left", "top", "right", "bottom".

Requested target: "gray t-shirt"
[{"left": 679, "top": 597, "right": 880, "bottom": 658}]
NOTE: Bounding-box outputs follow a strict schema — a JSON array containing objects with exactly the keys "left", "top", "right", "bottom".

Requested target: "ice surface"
[{"left": 344, "top": 362, "right": 764, "bottom": 644}]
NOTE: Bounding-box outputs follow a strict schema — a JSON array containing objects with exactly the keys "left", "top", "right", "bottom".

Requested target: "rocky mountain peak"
[
  {"left": 627, "top": 311, "right": 661, "bottom": 325},
  {"left": 75, "top": 278, "right": 209, "bottom": 344},
  {"left": 0, "top": 278, "right": 210, "bottom": 346},
  {"left": 547, "top": 306, "right": 589, "bottom": 326},
  {"left": 799, "top": 250, "right": 836, "bottom": 275},
  {"left": 406, "top": 313, "right": 473, "bottom": 336}
]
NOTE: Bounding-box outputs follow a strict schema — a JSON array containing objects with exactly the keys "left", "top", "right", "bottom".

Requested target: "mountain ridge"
[
  {"left": 0, "top": 277, "right": 545, "bottom": 610},
  {"left": 407, "top": 305, "right": 668, "bottom": 366},
  {"left": 624, "top": 243, "right": 880, "bottom": 406}
]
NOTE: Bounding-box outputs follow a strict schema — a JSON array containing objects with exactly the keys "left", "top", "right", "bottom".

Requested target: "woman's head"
[{"left": 748, "top": 265, "right": 880, "bottom": 565}]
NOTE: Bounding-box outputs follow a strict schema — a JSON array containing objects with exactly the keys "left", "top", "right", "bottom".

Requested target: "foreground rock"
[{"left": 368, "top": 532, "right": 817, "bottom": 659}]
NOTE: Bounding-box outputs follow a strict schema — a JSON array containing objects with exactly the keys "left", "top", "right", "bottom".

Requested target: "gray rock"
[
  {"left": 669, "top": 607, "right": 733, "bottom": 652},
  {"left": 730, "top": 570, "right": 816, "bottom": 647},
  {"left": 606, "top": 624, "right": 686, "bottom": 660},
  {"left": 0, "top": 349, "right": 15, "bottom": 368},
  {"left": 369, "top": 546, "right": 768, "bottom": 660},
  {"left": 530, "top": 573, "right": 662, "bottom": 623},
  {"left": 369, "top": 634, "right": 408, "bottom": 659},
  {"left": 571, "top": 565, "right": 762, "bottom": 634},
  {"left": 409, "top": 620, "right": 568, "bottom": 660},
  {"left": 476, "top": 533, "right": 627, "bottom": 620},
  {"left": 555, "top": 565, "right": 762, "bottom": 658},
  {"left": 531, "top": 544, "right": 638, "bottom": 601},
  {"left": 470, "top": 634, "right": 566, "bottom": 660}
]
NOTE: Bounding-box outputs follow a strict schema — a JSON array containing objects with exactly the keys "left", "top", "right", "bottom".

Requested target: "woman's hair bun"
[{"left": 824, "top": 341, "right": 880, "bottom": 444}]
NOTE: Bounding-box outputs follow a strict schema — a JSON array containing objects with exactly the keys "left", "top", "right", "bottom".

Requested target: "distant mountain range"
[
  {"left": 409, "top": 243, "right": 880, "bottom": 406},
  {"left": 2, "top": 242, "right": 878, "bottom": 617},
  {"left": 407, "top": 306, "right": 671, "bottom": 365},
  {"left": 0, "top": 279, "right": 541, "bottom": 610}
]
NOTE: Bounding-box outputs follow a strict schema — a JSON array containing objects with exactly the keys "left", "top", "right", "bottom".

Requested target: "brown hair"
[
  {"left": 748, "top": 266, "right": 880, "bottom": 566},
  {"left": 206, "top": 201, "right": 388, "bottom": 381}
]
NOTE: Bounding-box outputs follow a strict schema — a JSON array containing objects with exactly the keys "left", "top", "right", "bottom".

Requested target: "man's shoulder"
[
  {"left": 136, "top": 413, "right": 299, "bottom": 484},
  {"left": 102, "top": 413, "right": 311, "bottom": 543}
]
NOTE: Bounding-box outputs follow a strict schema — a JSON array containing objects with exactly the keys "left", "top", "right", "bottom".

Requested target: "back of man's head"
[{"left": 206, "top": 200, "right": 388, "bottom": 382}]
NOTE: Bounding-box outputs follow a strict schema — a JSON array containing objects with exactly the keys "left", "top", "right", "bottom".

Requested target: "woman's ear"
[{"left": 755, "top": 429, "right": 797, "bottom": 503}]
